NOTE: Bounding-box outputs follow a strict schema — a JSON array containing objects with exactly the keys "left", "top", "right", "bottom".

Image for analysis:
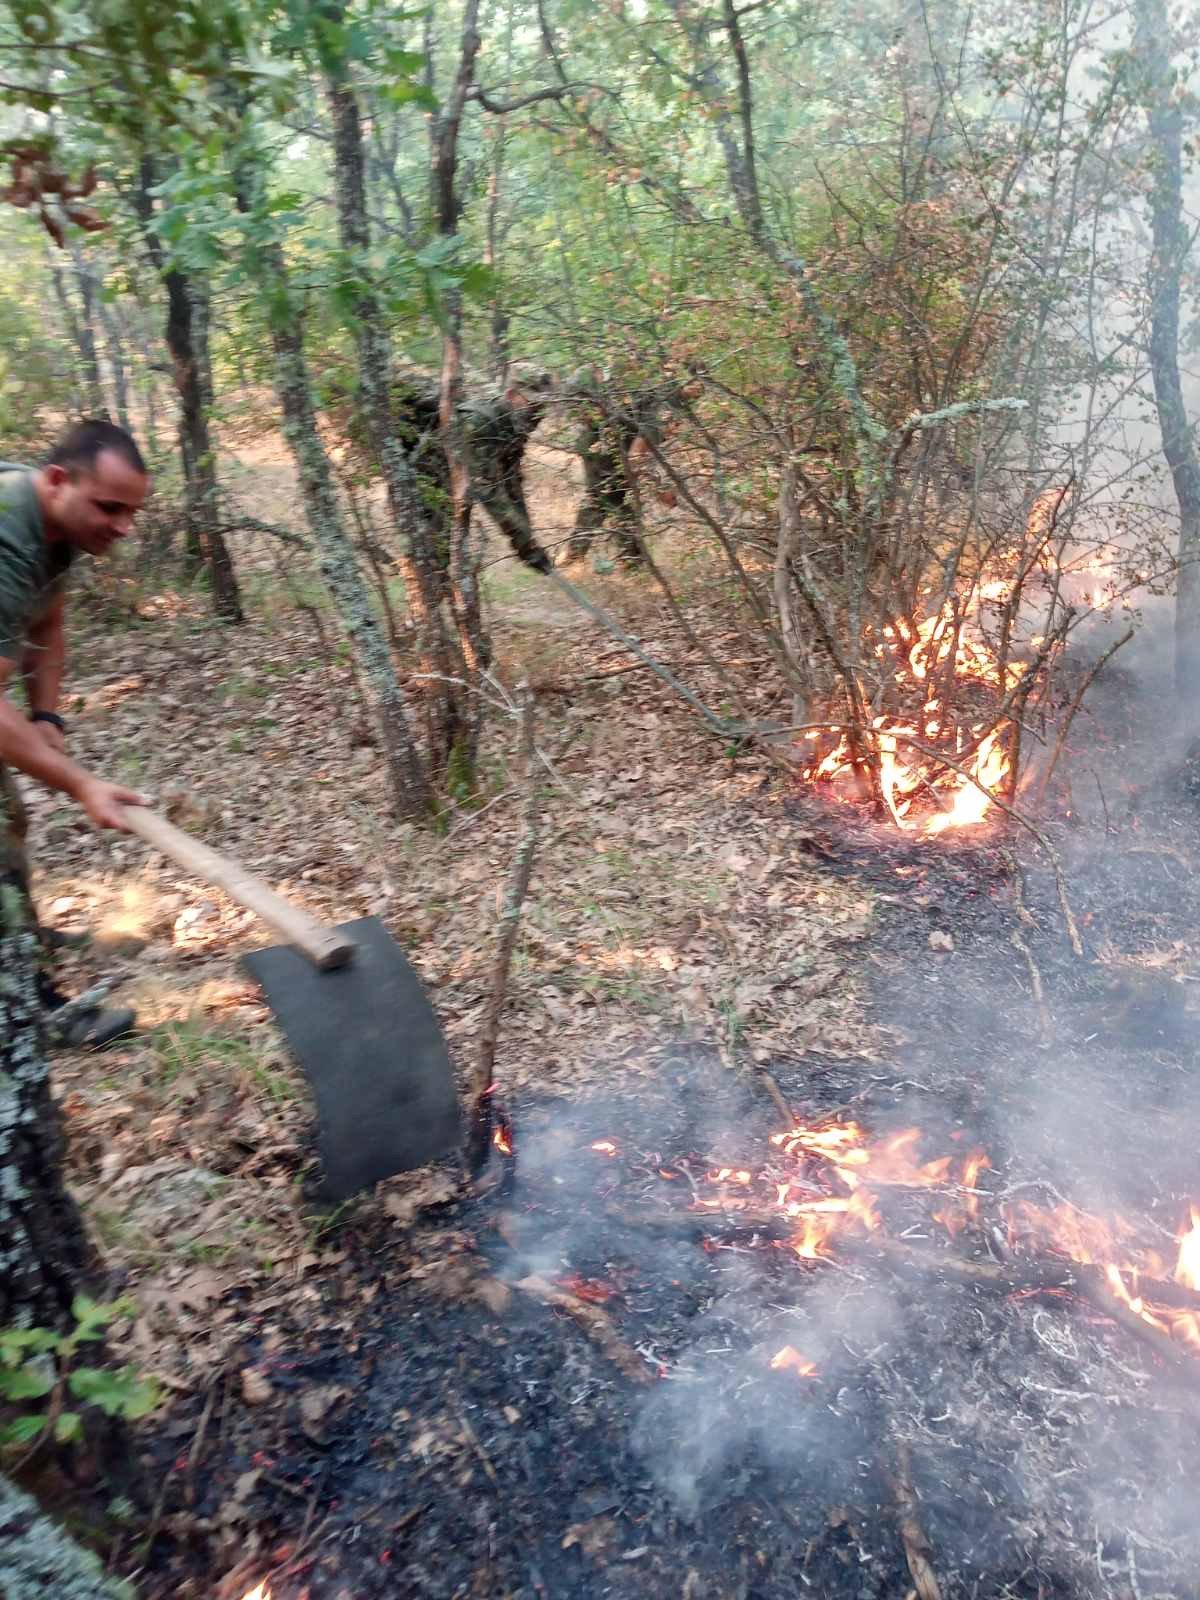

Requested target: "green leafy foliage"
[{"left": 0, "top": 1297, "right": 160, "bottom": 1452}]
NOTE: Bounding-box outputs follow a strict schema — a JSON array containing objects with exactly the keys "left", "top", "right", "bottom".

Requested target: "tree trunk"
[
  {"left": 1133, "top": 0, "right": 1200, "bottom": 699},
  {"left": 325, "top": 54, "right": 465, "bottom": 776},
  {"left": 0, "top": 813, "right": 92, "bottom": 1332},
  {"left": 81, "top": 253, "right": 132, "bottom": 434},
  {"left": 774, "top": 444, "right": 810, "bottom": 727},
  {"left": 433, "top": 0, "right": 487, "bottom": 779},
  {"left": 133, "top": 313, "right": 162, "bottom": 463},
  {"left": 46, "top": 255, "right": 106, "bottom": 419},
  {"left": 161, "top": 269, "right": 243, "bottom": 620},
  {"left": 67, "top": 252, "right": 108, "bottom": 420},
  {"left": 132, "top": 156, "right": 242, "bottom": 619},
  {"left": 269, "top": 298, "right": 434, "bottom": 820},
  {"left": 0, "top": 1474, "right": 133, "bottom": 1600}
]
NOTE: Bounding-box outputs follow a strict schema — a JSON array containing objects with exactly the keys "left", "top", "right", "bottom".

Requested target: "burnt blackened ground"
[{"left": 142, "top": 668, "right": 1200, "bottom": 1600}]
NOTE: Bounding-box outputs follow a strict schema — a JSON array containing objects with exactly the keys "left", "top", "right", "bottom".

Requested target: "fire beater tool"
[{"left": 120, "top": 807, "right": 461, "bottom": 1201}]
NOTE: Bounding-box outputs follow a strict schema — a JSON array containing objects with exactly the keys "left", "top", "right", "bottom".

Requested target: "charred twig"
[
  {"left": 1002, "top": 849, "right": 1051, "bottom": 1043},
  {"left": 884, "top": 1439, "right": 943, "bottom": 1600},
  {"left": 602, "top": 1203, "right": 794, "bottom": 1240},
  {"left": 514, "top": 1275, "right": 656, "bottom": 1385},
  {"left": 452, "top": 1398, "right": 500, "bottom": 1485},
  {"left": 1074, "top": 1274, "right": 1200, "bottom": 1382},
  {"left": 185, "top": 1369, "right": 224, "bottom": 1506},
  {"left": 1094, "top": 772, "right": 1113, "bottom": 836},
  {"left": 758, "top": 1071, "right": 794, "bottom": 1127},
  {"left": 1033, "top": 625, "right": 1135, "bottom": 809},
  {"left": 865, "top": 1238, "right": 1200, "bottom": 1381},
  {"left": 465, "top": 684, "right": 540, "bottom": 1179}
]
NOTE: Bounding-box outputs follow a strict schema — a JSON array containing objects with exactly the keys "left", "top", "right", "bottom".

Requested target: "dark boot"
[
  {"left": 42, "top": 982, "right": 137, "bottom": 1051},
  {"left": 54, "top": 1006, "right": 137, "bottom": 1051}
]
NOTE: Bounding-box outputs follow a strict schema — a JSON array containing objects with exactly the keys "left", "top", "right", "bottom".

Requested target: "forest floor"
[
  {"left": 28, "top": 435, "right": 1200, "bottom": 1599},
  {"left": 25, "top": 436, "right": 879, "bottom": 1579}
]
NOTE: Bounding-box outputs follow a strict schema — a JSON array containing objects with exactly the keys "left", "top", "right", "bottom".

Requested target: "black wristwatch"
[{"left": 30, "top": 710, "right": 67, "bottom": 734}]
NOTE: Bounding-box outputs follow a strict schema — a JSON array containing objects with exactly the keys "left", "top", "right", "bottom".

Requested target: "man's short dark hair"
[{"left": 45, "top": 419, "right": 147, "bottom": 477}]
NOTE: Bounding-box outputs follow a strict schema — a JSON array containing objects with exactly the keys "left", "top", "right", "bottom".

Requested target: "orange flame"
[
  {"left": 591, "top": 1139, "right": 618, "bottom": 1156},
  {"left": 802, "top": 577, "right": 1029, "bottom": 832},
  {"left": 492, "top": 1125, "right": 513, "bottom": 1156},
  {"left": 1175, "top": 1207, "right": 1200, "bottom": 1291},
  {"left": 689, "top": 1114, "right": 1200, "bottom": 1361},
  {"left": 238, "top": 1584, "right": 270, "bottom": 1600},
  {"left": 770, "top": 1345, "right": 818, "bottom": 1377}
]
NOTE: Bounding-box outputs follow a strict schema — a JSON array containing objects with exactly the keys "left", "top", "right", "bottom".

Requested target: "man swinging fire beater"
[{"left": 0, "top": 419, "right": 149, "bottom": 1048}]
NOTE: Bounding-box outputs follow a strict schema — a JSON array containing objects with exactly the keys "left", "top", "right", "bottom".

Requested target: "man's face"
[{"left": 42, "top": 449, "right": 149, "bottom": 557}]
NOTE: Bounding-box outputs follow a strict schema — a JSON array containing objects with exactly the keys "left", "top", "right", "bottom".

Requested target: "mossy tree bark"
[
  {"left": 0, "top": 867, "right": 91, "bottom": 1333},
  {"left": 326, "top": 52, "right": 466, "bottom": 776},
  {"left": 0, "top": 1474, "right": 133, "bottom": 1600},
  {"left": 226, "top": 106, "right": 432, "bottom": 819},
  {"left": 1132, "top": 0, "right": 1200, "bottom": 700}
]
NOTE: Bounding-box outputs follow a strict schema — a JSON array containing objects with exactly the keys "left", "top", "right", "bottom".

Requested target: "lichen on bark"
[
  {"left": 0, "top": 1473, "right": 134, "bottom": 1600},
  {"left": 0, "top": 827, "right": 91, "bottom": 1332}
]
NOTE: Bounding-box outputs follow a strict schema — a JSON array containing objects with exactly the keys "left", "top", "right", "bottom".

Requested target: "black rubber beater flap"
[{"left": 242, "top": 916, "right": 460, "bottom": 1202}]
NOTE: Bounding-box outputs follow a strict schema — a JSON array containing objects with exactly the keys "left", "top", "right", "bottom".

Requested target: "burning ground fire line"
[{"left": 586, "top": 1120, "right": 1200, "bottom": 1378}]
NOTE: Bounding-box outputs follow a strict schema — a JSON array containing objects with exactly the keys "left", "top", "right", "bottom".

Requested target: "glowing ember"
[
  {"left": 591, "top": 1139, "right": 618, "bottom": 1156},
  {"left": 556, "top": 1274, "right": 616, "bottom": 1303},
  {"left": 770, "top": 1345, "right": 818, "bottom": 1377}
]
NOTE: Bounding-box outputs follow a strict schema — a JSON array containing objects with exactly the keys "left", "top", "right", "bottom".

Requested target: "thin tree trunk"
[
  {"left": 0, "top": 821, "right": 92, "bottom": 1331},
  {"left": 162, "top": 269, "right": 242, "bottom": 618},
  {"left": 227, "top": 127, "right": 433, "bottom": 819},
  {"left": 466, "top": 685, "right": 538, "bottom": 1176},
  {"left": 325, "top": 50, "right": 466, "bottom": 775},
  {"left": 80, "top": 252, "right": 131, "bottom": 432},
  {"left": 774, "top": 443, "right": 810, "bottom": 727},
  {"left": 433, "top": 0, "right": 487, "bottom": 777},
  {"left": 483, "top": 125, "right": 510, "bottom": 384},
  {"left": 67, "top": 250, "right": 108, "bottom": 419},
  {"left": 1133, "top": 0, "right": 1200, "bottom": 698},
  {"left": 46, "top": 253, "right": 105, "bottom": 418},
  {"left": 267, "top": 299, "right": 434, "bottom": 820},
  {"left": 132, "top": 156, "right": 243, "bottom": 621},
  {"left": 133, "top": 314, "right": 162, "bottom": 463}
]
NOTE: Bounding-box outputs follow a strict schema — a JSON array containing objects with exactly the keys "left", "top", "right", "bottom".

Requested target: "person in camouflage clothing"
[{"left": 1, "top": 419, "right": 149, "bottom": 1048}]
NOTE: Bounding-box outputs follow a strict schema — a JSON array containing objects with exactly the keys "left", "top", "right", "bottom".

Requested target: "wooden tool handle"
[{"left": 121, "top": 807, "right": 356, "bottom": 972}]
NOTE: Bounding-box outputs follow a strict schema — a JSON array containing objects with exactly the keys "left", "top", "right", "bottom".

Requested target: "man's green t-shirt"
[{"left": 0, "top": 464, "right": 75, "bottom": 665}]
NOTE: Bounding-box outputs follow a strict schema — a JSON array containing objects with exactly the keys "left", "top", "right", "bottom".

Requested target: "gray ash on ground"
[
  {"left": 145, "top": 686, "right": 1200, "bottom": 1597},
  {"left": 153, "top": 1035, "right": 1200, "bottom": 1599}
]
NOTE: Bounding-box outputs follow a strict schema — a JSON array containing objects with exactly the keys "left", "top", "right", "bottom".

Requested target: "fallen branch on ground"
[
  {"left": 864, "top": 1238, "right": 1200, "bottom": 1382},
  {"left": 514, "top": 1274, "right": 656, "bottom": 1385},
  {"left": 884, "top": 1439, "right": 943, "bottom": 1600}
]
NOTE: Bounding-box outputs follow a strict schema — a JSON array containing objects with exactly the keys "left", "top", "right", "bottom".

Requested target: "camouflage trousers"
[{"left": 0, "top": 761, "right": 50, "bottom": 984}]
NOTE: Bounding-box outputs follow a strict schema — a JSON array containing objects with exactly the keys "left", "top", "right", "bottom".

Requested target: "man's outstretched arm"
[{"left": 0, "top": 655, "right": 143, "bottom": 830}]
